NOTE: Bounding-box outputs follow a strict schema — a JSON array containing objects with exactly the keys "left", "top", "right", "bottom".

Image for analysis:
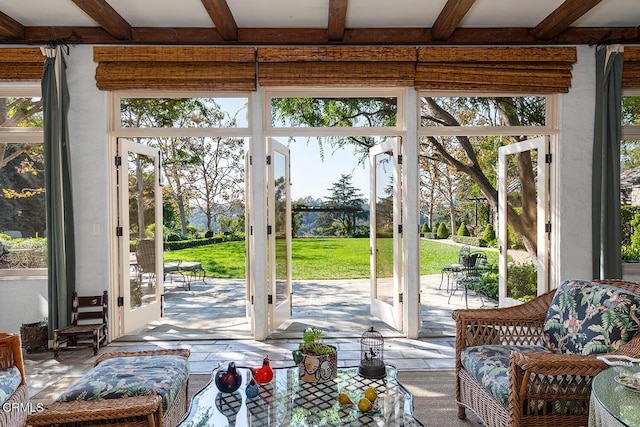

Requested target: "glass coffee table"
[{"left": 179, "top": 364, "right": 424, "bottom": 426}]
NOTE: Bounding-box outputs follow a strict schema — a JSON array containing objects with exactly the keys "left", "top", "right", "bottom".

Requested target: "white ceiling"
[{"left": 0, "top": 0, "right": 638, "bottom": 30}]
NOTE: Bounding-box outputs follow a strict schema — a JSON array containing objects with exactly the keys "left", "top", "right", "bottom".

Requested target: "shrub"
[
  {"left": 423, "top": 232, "right": 437, "bottom": 239},
  {"left": 420, "top": 223, "right": 430, "bottom": 234},
  {"left": 479, "top": 263, "right": 498, "bottom": 301},
  {"left": 456, "top": 223, "right": 470, "bottom": 237},
  {"left": 481, "top": 224, "right": 496, "bottom": 245},
  {"left": 451, "top": 236, "right": 487, "bottom": 247},
  {"left": 507, "top": 262, "right": 537, "bottom": 302},
  {"left": 166, "top": 233, "right": 182, "bottom": 242},
  {"left": 436, "top": 223, "right": 450, "bottom": 239},
  {"left": 204, "top": 229, "right": 214, "bottom": 238}
]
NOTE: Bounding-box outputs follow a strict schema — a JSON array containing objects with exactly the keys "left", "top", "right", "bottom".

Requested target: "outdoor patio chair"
[
  {"left": 53, "top": 291, "right": 108, "bottom": 357},
  {"left": 448, "top": 251, "right": 488, "bottom": 308},
  {"left": 452, "top": 279, "right": 640, "bottom": 427},
  {"left": 440, "top": 246, "right": 470, "bottom": 292},
  {"left": 136, "top": 239, "right": 157, "bottom": 288}
]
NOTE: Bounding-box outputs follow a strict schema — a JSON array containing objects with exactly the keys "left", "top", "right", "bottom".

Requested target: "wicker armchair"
[
  {"left": 452, "top": 279, "right": 640, "bottom": 427},
  {"left": 0, "top": 333, "right": 28, "bottom": 427}
]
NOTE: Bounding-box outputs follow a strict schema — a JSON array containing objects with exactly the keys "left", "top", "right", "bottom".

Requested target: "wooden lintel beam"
[
  {"left": 201, "top": 0, "right": 238, "bottom": 41},
  {"left": 431, "top": 0, "right": 476, "bottom": 41},
  {"left": 70, "top": 0, "right": 131, "bottom": 40},
  {"left": 328, "top": 0, "right": 348, "bottom": 42},
  {"left": 6, "top": 26, "right": 639, "bottom": 46},
  {"left": 0, "top": 10, "right": 25, "bottom": 39},
  {"left": 534, "top": 0, "right": 604, "bottom": 40}
]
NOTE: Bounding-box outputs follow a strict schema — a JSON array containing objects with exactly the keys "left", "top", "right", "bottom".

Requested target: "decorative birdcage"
[{"left": 358, "top": 326, "right": 386, "bottom": 379}]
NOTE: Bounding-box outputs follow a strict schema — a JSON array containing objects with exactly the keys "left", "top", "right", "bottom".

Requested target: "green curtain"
[
  {"left": 42, "top": 46, "right": 76, "bottom": 338},
  {"left": 592, "top": 45, "right": 623, "bottom": 279}
]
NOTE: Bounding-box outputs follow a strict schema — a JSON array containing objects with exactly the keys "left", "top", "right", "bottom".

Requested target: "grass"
[{"left": 163, "top": 237, "right": 499, "bottom": 280}]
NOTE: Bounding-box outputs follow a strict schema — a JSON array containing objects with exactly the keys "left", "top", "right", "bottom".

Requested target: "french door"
[
  {"left": 498, "top": 136, "right": 549, "bottom": 307},
  {"left": 116, "top": 139, "right": 163, "bottom": 334},
  {"left": 369, "top": 139, "right": 403, "bottom": 330},
  {"left": 267, "top": 139, "right": 292, "bottom": 331}
]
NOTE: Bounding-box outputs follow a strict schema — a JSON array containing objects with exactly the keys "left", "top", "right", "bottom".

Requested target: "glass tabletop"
[
  {"left": 591, "top": 366, "right": 640, "bottom": 427},
  {"left": 179, "top": 365, "right": 424, "bottom": 427}
]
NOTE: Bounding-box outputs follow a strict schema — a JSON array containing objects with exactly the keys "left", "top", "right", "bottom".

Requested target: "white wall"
[{"left": 0, "top": 277, "right": 47, "bottom": 333}]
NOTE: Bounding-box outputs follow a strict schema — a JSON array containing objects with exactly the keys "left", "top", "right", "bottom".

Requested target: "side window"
[{"left": 0, "top": 93, "right": 46, "bottom": 274}]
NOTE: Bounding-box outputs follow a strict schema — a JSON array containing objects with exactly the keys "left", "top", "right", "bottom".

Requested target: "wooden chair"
[
  {"left": 136, "top": 239, "right": 157, "bottom": 288},
  {"left": 53, "top": 291, "right": 108, "bottom": 357}
]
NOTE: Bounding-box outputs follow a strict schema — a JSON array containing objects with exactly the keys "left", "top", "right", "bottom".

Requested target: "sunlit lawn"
[{"left": 163, "top": 238, "right": 498, "bottom": 279}]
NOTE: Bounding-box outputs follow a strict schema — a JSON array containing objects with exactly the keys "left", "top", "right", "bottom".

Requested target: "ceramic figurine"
[
  {"left": 249, "top": 355, "right": 274, "bottom": 384},
  {"left": 245, "top": 376, "right": 259, "bottom": 398},
  {"left": 215, "top": 362, "right": 243, "bottom": 393}
]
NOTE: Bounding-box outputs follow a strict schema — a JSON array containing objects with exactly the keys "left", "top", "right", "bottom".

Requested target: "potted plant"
[{"left": 292, "top": 327, "right": 338, "bottom": 383}]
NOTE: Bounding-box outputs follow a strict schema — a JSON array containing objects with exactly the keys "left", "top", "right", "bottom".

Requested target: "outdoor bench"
[{"left": 27, "top": 348, "right": 190, "bottom": 427}]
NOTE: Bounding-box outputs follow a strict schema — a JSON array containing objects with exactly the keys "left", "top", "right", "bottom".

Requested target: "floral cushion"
[
  {"left": 543, "top": 279, "right": 640, "bottom": 355},
  {"left": 461, "top": 345, "right": 549, "bottom": 407},
  {"left": 0, "top": 366, "right": 21, "bottom": 406},
  {"left": 56, "top": 355, "right": 189, "bottom": 412}
]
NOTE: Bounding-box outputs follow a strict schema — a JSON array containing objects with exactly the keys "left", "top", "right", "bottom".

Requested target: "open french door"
[
  {"left": 369, "top": 139, "right": 403, "bottom": 331},
  {"left": 267, "top": 139, "right": 292, "bottom": 332},
  {"left": 498, "top": 136, "right": 549, "bottom": 307},
  {"left": 116, "top": 139, "right": 163, "bottom": 334}
]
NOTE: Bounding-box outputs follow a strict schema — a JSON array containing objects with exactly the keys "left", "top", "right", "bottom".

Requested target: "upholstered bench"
[
  {"left": 0, "top": 333, "right": 27, "bottom": 427},
  {"left": 27, "top": 348, "right": 190, "bottom": 427}
]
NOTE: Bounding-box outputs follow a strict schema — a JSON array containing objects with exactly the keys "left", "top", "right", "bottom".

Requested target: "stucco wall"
[{"left": 0, "top": 277, "right": 48, "bottom": 333}]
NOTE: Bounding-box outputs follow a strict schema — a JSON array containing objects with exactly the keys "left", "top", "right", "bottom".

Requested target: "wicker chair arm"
[
  {"left": 94, "top": 348, "right": 191, "bottom": 366},
  {"left": 26, "top": 395, "right": 162, "bottom": 426},
  {"left": 510, "top": 351, "right": 607, "bottom": 377}
]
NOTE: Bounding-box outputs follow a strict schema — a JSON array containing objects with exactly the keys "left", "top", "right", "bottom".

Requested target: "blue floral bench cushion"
[
  {"left": 543, "top": 279, "right": 640, "bottom": 355},
  {"left": 461, "top": 345, "right": 549, "bottom": 407},
  {"left": 56, "top": 354, "right": 189, "bottom": 412},
  {"left": 0, "top": 366, "right": 21, "bottom": 406}
]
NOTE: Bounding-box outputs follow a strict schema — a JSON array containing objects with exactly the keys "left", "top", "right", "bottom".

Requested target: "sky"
[{"left": 284, "top": 138, "right": 370, "bottom": 201}]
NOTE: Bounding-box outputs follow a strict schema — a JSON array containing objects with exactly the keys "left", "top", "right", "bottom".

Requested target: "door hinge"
[
  {"left": 398, "top": 293, "right": 403, "bottom": 303},
  {"left": 116, "top": 226, "right": 123, "bottom": 237},
  {"left": 251, "top": 295, "right": 254, "bottom": 304},
  {"left": 114, "top": 155, "right": 122, "bottom": 167},
  {"left": 397, "top": 154, "right": 403, "bottom": 165},
  {"left": 266, "top": 155, "right": 271, "bottom": 165},
  {"left": 545, "top": 153, "right": 552, "bottom": 164},
  {"left": 268, "top": 294, "right": 273, "bottom": 304},
  {"left": 267, "top": 225, "right": 272, "bottom": 235},
  {"left": 398, "top": 224, "right": 403, "bottom": 235},
  {"left": 545, "top": 222, "right": 552, "bottom": 233},
  {"left": 249, "top": 155, "right": 253, "bottom": 166},
  {"left": 117, "top": 296, "right": 124, "bottom": 307},
  {"left": 250, "top": 225, "right": 253, "bottom": 236}
]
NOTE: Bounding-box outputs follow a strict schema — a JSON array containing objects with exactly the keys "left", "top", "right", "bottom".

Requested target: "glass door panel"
[
  {"left": 369, "top": 139, "right": 403, "bottom": 330},
  {"left": 118, "top": 139, "right": 163, "bottom": 334},
  {"left": 498, "top": 136, "right": 548, "bottom": 307}
]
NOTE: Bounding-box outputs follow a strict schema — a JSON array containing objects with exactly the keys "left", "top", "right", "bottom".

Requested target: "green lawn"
[{"left": 163, "top": 238, "right": 498, "bottom": 280}]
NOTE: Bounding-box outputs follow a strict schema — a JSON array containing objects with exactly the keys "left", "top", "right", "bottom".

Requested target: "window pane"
[
  {"left": 270, "top": 97, "right": 398, "bottom": 127},
  {"left": 0, "top": 144, "right": 47, "bottom": 269},
  {"left": 621, "top": 96, "right": 640, "bottom": 262},
  {"left": 420, "top": 96, "right": 546, "bottom": 127},
  {"left": 120, "top": 97, "right": 248, "bottom": 128},
  {"left": 0, "top": 97, "right": 43, "bottom": 128}
]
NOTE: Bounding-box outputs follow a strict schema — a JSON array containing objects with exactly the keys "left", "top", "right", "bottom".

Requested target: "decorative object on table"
[
  {"left": 249, "top": 355, "right": 274, "bottom": 384},
  {"left": 358, "top": 326, "right": 386, "bottom": 379},
  {"left": 292, "top": 327, "right": 337, "bottom": 383},
  {"left": 215, "top": 361, "right": 243, "bottom": 393},
  {"left": 245, "top": 376, "right": 260, "bottom": 398}
]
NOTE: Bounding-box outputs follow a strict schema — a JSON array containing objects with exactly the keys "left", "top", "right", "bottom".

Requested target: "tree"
[{"left": 316, "top": 174, "right": 366, "bottom": 237}]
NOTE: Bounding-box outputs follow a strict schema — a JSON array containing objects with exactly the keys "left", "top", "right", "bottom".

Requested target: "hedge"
[
  {"left": 163, "top": 233, "right": 244, "bottom": 251},
  {"left": 451, "top": 235, "right": 487, "bottom": 247}
]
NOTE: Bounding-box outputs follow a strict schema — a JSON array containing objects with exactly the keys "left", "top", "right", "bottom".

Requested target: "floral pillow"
[{"left": 543, "top": 279, "right": 640, "bottom": 355}]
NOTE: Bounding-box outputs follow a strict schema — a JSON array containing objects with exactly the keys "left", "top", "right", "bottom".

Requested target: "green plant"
[
  {"left": 420, "top": 223, "right": 431, "bottom": 234},
  {"left": 481, "top": 224, "right": 496, "bottom": 245},
  {"left": 436, "top": 223, "right": 450, "bottom": 239},
  {"left": 457, "top": 223, "right": 470, "bottom": 237},
  {"left": 507, "top": 262, "right": 537, "bottom": 302},
  {"left": 204, "top": 229, "right": 214, "bottom": 238},
  {"left": 297, "top": 327, "right": 336, "bottom": 356}
]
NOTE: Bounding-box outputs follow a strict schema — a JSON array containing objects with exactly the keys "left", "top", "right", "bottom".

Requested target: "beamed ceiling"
[{"left": 0, "top": 0, "right": 638, "bottom": 46}]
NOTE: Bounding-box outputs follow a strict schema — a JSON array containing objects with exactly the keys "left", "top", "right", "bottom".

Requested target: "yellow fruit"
[
  {"left": 357, "top": 397, "right": 373, "bottom": 412},
  {"left": 337, "top": 392, "right": 353, "bottom": 405},
  {"left": 364, "top": 387, "right": 377, "bottom": 402}
]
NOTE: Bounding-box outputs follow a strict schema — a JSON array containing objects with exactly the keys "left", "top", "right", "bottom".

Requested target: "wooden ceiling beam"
[
  {"left": 201, "top": 0, "right": 238, "bottom": 41},
  {"left": 328, "top": 0, "right": 348, "bottom": 42},
  {"left": 431, "top": 0, "right": 476, "bottom": 41},
  {"left": 70, "top": 0, "right": 131, "bottom": 40},
  {"left": 533, "top": 0, "right": 604, "bottom": 40},
  {"left": 9, "top": 26, "right": 640, "bottom": 46},
  {"left": 0, "top": 11, "right": 25, "bottom": 39}
]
